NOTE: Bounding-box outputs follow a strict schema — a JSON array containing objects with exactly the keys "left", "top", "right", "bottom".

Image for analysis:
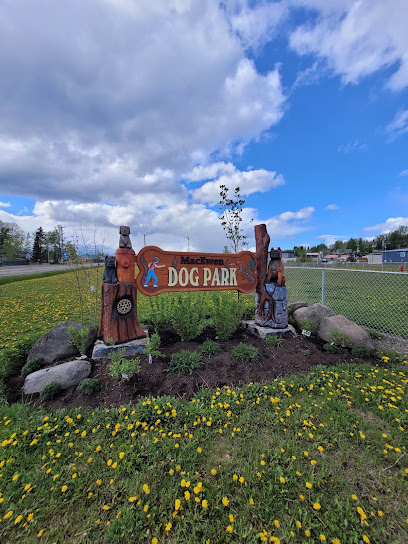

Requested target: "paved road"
[{"left": 0, "top": 263, "right": 99, "bottom": 278}]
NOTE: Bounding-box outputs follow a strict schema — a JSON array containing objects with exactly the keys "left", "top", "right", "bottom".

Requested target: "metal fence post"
[{"left": 322, "top": 268, "right": 325, "bottom": 305}]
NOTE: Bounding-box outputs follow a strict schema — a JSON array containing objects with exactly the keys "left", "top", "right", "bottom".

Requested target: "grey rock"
[
  {"left": 318, "top": 315, "right": 375, "bottom": 352},
  {"left": 27, "top": 322, "right": 97, "bottom": 365},
  {"left": 288, "top": 301, "right": 308, "bottom": 312},
  {"left": 242, "top": 320, "right": 296, "bottom": 339},
  {"left": 92, "top": 337, "right": 149, "bottom": 360},
  {"left": 24, "top": 360, "right": 91, "bottom": 395},
  {"left": 293, "top": 303, "right": 335, "bottom": 334}
]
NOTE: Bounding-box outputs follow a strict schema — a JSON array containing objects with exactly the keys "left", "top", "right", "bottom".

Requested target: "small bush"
[
  {"left": 167, "top": 350, "right": 204, "bottom": 374},
  {"left": 300, "top": 349, "right": 311, "bottom": 357},
  {"left": 265, "top": 335, "right": 281, "bottom": 348},
  {"left": 379, "top": 349, "right": 406, "bottom": 364},
  {"left": 144, "top": 333, "right": 165, "bottom": 360},
  {"left": 368, "top": 328, "right": 382, "bottom": 340},
  {"left": 323, "top": 343, "right": 340, "bottom": 354},
  {"left": 146, "top": 296, "right": 173, "bottom": 334},
  {"left": 351, "top": 345, "right": 371, "bottom": 359},
  {"left": 231, "top": 343, "right": 259, "bottom": 363},
  {"left": 40, "top": 382, "right": 62, "bottom": 400},
  {"left": 172, "top": 294, "right": 207, "bottom": 341},
  {"left": 330, "top": 330, "right": 351, "bottom": 348},
  {"left": 21, "top": 357, "right": 43, "bottom": 375},
  {"left": 300, "top": 318, "right": 317, "bottom": 333},
  {"left": 68, "top": 325, "right": 89, "bottom": 355},
  {"left": 210, "top": 294, "right": 244, "bottom": 341},
  {"left": 77, "top": 378, "right": 101, "bottom": 395},
  {"left": 199, "top": 340, "right": 221, "bottom": 358}
]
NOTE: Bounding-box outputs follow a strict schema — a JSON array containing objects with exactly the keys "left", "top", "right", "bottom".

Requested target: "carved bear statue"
[
  {"left": 119, "top": 225, "right": 132, "bottom": 249},
  {"left": 103, "top": 256, "right": 118, "bottom": 284}
]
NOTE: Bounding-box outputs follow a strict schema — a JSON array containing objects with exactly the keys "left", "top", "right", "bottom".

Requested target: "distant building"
[
  {"left": 382, "top": 248, "right": 408, "bottom": 263},
  {"left": 282, "top": 250, "right": 296, "bottom": 262},
  {"left": 306, "top": 252, "right": 322, "bottom": 261},
  {"left": 366, "top": 253, "right": 382, "bottom": 264},
  {"left": 325, "top": 254, "right": 339, "bottom": 261}
]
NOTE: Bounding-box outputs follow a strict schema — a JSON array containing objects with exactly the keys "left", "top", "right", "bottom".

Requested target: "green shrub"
[
  {"left": 199, "top": 340, "right": 221, "bottom": 358},
  {"left": 108, "top": 347, "right": 141, "bottom": 381},
  {"left": 265, "top": 335, "right": 281, "bottom": 347},
  {"left": 171, "top": 294, "right": 207, "bottom": 341},
  {"left": 323, "top": 343, "right": 340, "bottom": 354},
  {"left": 167, "top": 350, "right": 204, "bottom": 374},
  {"left": 68, "top": 325, "right": 89, "bottom": 355},
  {"left": 77, "top": 378, "right": 101, "bottom": 395},
  {"left": 210, "top": 294, "right": 244, "bottom": 341},
  {"left": 241, "top": 296, "right": 255, "bottom": 319},
  {"left": 300, "top": 349, "right": 311, "bottom": 357},
  {"left": 231, "top": 343, "right": 259, "bottom": 363},
  {"left": 379, "top": 349, "right": 406, "bottom": 364},
  {"left": 330, "top": 330, "right": 351, "bottom": 348},
  {"left": 40, "top": 382, "right": 62, "bottom": 400},
  {"left": 21, "top": 357, "right": 43, "bottom": 375},
  {"left": 145, "top": 296, "right": 174, "bottom": 334},
  {"left": 368, "top": 328, "right": 382, "bottom": 340},
  {"left": 300, "top": 318, "right": 317, "bottom": 333},
  {"left": 144, "top": 333, "right": 165, "bottom": 361},
  {"left": 351, "top": 345, "right": 371, "bottom": 359}
]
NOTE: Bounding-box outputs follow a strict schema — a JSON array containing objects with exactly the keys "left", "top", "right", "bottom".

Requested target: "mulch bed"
[{"left": 5, "top": 326, "right": 381, "bottom": 410}]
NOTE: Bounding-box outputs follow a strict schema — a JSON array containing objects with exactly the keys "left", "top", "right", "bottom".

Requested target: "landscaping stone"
[
  {"left": 288, "top": 301, "right": 308, "bottom": 312},
  {"left": 318, "top": 315, "right": 375, "bottom": 352},
  {"left": 27, "top": 322, "right": 97, "bottom": 365},
  {"left": 242, "top": 320, "right": 296, "bottom": 339},
  {"left": 92, "top": 336, "right": 149, "bottom": 360},
  {"left": 293, "top": 303, "right": 335, "bottom": 334},
  {"left": 24, "top": 360, "right": 91, "bottom": 395}
]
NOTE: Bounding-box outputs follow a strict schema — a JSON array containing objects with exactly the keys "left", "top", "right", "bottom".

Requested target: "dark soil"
[{"left": 5, "top": 326, "right": 379, "bottom": 410}]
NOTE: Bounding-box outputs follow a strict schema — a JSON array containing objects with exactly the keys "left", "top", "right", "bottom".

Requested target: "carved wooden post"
[
  {"left": 98, "top": 227, "right": 146, "bottom": 344},
  {"left": 255, "top": 224, "right": 272, "bottom": 322}
]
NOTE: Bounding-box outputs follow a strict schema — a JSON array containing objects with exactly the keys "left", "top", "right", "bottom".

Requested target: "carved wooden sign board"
[{"left": 136, "top": 245, "right": 257, "bottom": 296}]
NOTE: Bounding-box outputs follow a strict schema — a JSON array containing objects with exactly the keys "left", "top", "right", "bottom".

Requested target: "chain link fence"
[{"left": 284, "top": 265, "right": 408, "bottom": 339}]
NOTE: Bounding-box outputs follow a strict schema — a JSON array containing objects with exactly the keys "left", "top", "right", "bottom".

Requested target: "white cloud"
[
  {"left": 227, "top": 0, "right": 288, "bottom": 50},
  {"left": 0, "top": 201, "right": 11, "bottom": 208},
  {"left": 0, "top": 1, "right": 286, "bottom": 205},
  {"left": 317, "top": 234, "right": 347, "bottom": 245},
  {"left": 191, "top": 168, "right": 285, "bottom": 205},
  {"left": 385, "top": 108, "right": 408, "bottom": 140},
  {"left": 260, "top": 206, "right": 315, "bottom": 245},
  {"left": 289, "top": 0, "right": 408, "bottom": 91},
  {"left": 399, "top": 169, "right": 408, "bottom": 176},
  {"left": 363, "top": 216, "right": 408, "bottom": 233},
  {"left": 337, "top": 139, "right": 368, "bottom": 153},
  {"left": 326, "top": 203, "right": 340, "bottom": 211}
]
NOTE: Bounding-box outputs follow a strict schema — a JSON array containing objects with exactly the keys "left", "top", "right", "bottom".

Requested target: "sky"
[{"left": 0, "top": 0, "right": 407, "bottom": 255}]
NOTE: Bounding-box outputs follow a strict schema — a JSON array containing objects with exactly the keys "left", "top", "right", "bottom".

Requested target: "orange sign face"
[{"left": 136, "top": 246, "right": 257, "bottom": 296}]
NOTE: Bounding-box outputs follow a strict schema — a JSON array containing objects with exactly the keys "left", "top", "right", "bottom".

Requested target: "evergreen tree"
[{"left": 32, "top": 227, "right": 46, "bottom": 263}]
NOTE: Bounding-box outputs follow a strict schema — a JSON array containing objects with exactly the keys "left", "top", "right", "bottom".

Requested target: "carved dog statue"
[
  {"left": 103, "top": 256, "right": 118, "bottom": 284},
  {"left": 267, "top": 247, "right": 285, "bottom": 287},
  {"left": 119, "top": 225, "right": 132, "bottom": 249}
]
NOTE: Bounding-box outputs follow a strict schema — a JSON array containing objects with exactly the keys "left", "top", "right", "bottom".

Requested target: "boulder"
[
  {"left": 24, "top": 360, "right": 91, "bottom": 395},
  {"left": 288, "top": 301, "right": 308, "bottom": 312},
  {"left": 27, "top": 322, "right": 97, "bottom": 365},
  {"left": 318, "top": 315, "right": 375, "bottom": 352},
  {"left": 293, "top": 303, "right": 335, "bottom": 334}
]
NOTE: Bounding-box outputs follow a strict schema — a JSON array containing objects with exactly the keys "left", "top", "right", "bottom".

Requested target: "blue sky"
[{"left": 0, "top": 0, "right": 407, "bottom": 254}]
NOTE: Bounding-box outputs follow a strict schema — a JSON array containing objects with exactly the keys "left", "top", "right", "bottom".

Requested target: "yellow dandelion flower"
[
  {"left": 280, "top": 476, "right": 285, "bottom": 484},
  {"left": 313, "top": 503, "right": 321, "bottom": 510},
  {"left": 320, "top": 534, "right": 326, "bottom": 541},
  {"left": 202, "top": 499, "right": 208, "bottom": 508},
  {"left": 211, "top": 469, "right": 217, "bottom": 475},
  {"left": 226, "top": 525, "right": 233, "bottom": 533},
  {"left": 61, "top": 485, "right": 68, "bottom": 493},
  {"left": 143, "top": 484, "right": 150, "bottom": 495},
  {"left": 362, "top": 536, "right": 370, "bottom": 544},
  {"left": 165, "top": 522, "right": 172, "bottom": 531},
  {"left": 4, "top": 510, "right": 13, "bottom": 520},
  {"left": 103, "top": 505, "right": 110, "bottom": 511},
  {"left": 175, "top": 499, "right": 181, "bottom": 511},
  {"left": 14, "top": 515, "right": 23, "bottom": 524},
  {"left": 222, "top": 496, "right": 229, "bottom": 506},
  {"left": 184, "top": 491, "right": 190, "bottom": 501},
  {"left": 274, "top": 520, "right": 280, "bottom": 528},
  {"left": 306, "top": 482, "right": 312, "bottom": 489},
  {"left": 249, "top": 497, "right": 254, "bottom": 505},
  {"left": 305, "top": 529, "right": 311, "bottom": 537},
  {"left": 128, "top": 496, "right": 137, "bottom": 502}
]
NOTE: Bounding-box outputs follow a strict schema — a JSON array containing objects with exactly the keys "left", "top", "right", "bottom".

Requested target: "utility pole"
[
  {"left": 187, "top": 236, "right": 190, "bottom": 252},
  {"left": 144, "top": 234, "right": 146, "bottom": 247}
]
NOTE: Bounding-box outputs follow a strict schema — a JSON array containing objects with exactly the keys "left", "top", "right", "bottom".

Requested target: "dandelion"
[
  {"left": 211, "top": 469, "right": 217, "bottom": 475},
  {"left": 306, "top": 482, "right": 312, "bottom": 489},
  {"left": 222, "top": 496, "right": 229, "bottom": 506},
  {"left": 4, "top": 510, "right": 13, "bottom": 520},
  {"left": 103, "top": 505, "right": 110, "bottom": 511},
  {"left": 175, "top": 499, "right": 181, "bottom": 511},
  {"left": 320, "top": 535, "right": 326, "bottom": 541},
  {"left": 129, "top": 496, "right": 137, "bottom": 502},
  {"left": 226, "top": 526, "right": 233, "bottom": 533},
  {"left": 280, "top": 476, "right": 285, "bottom": 484},
  {"left": 14, "top": 514, "right": 23, "bottom": 524},
  {"left": 313, "top": 503, "right": 321, "bottom": 510},
  {"left": 143, "top": 484, "right": 150, "bottom": 495},
  {"left": 165, "top": 522, "right": 172, "bottom": 532},
  {"left": 362, "top": 536, "right": 370, "bottom": 543},
  {"left": 61, "top": 485, "right": 68, "bottom": 493},
  {"left": 184, "top": 491, "right": 190, "bottom": 501},
  {"left": 202, "top": 499, "right": 208, "bottom": 508},
  {"left": 274, "top": 520, "right": 280, "bottom": 528}
]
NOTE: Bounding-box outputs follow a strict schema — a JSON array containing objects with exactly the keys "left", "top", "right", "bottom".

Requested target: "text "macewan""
[{"left": 180, "top": 256, "right": 225, "bottom": 266}]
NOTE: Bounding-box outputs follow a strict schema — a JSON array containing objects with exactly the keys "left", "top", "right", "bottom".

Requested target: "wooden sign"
[{"left": 136, "top": 245, "right": 257, "bottom": 296}]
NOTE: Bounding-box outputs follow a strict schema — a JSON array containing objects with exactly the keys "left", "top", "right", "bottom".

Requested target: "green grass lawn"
[
  {"left": 286, "top": 267, "right": 408, "bottom": 338},
  {"left": 0, "top": 270, "right": 407, "bottom": 543}
]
